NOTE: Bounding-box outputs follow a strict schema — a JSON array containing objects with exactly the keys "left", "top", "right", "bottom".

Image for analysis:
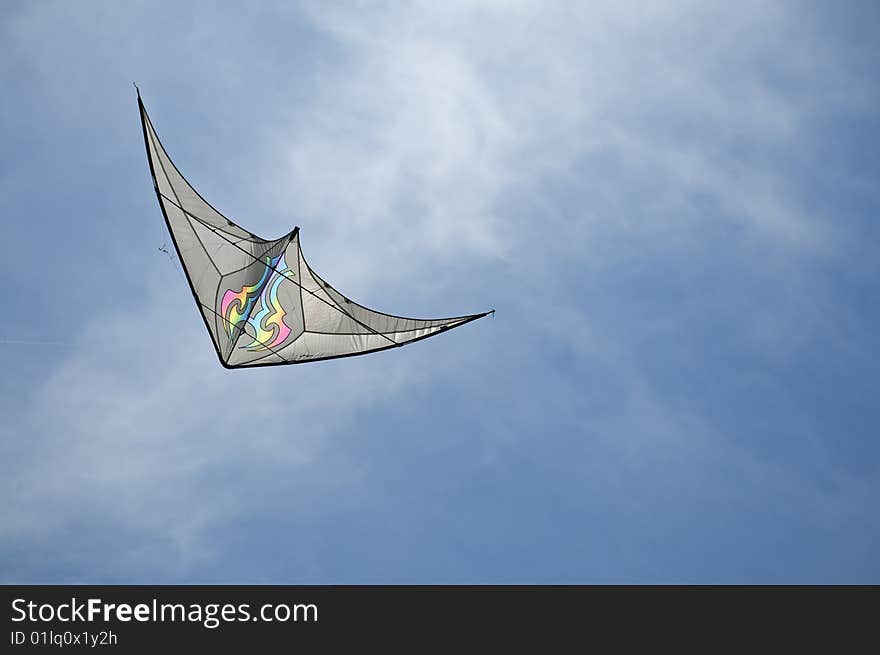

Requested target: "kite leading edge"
[{"left": 137, "top": 91, "right": 491, "bottom": 368}]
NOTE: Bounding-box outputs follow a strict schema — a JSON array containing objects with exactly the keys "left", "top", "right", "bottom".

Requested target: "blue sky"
[{"left": 1, "top": 0, "right": 878, "bottom": 583}]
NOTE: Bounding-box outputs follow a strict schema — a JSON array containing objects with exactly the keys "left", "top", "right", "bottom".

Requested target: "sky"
[{"left": 1, "top": 0, "right": 878, "bottom": 583}]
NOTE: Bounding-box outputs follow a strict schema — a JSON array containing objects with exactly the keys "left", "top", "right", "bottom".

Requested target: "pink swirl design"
[{"left": 221, "top": 252, "right": 296, "bottom": 352}]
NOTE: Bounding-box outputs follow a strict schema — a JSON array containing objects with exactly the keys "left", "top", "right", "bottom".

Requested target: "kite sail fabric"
[{"left": 138, "top": 93, "right": 491, "bottom": 368}]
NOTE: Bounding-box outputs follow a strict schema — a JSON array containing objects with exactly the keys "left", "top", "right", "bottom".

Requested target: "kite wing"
[{"left": 138, "top": 94, "right": 490, "bottom": 368}]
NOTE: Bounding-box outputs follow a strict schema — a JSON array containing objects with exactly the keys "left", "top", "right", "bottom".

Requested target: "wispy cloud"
[{"left": 275, "top": 0, "right": 857, "bottom": 277}]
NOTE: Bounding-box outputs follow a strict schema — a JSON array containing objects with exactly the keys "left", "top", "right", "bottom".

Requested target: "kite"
[{"left": 137, "top": 91, "right": 491, "bottom": 368}]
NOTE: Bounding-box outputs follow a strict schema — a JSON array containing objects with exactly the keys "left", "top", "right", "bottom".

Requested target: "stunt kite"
[{"left": 137, "top": 91, "right": 491, "bottom": 368}]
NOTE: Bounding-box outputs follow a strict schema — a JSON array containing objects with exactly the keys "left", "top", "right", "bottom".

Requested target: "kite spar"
[{"left": 138, "top": 92, "right": 491, "bottom": 368}]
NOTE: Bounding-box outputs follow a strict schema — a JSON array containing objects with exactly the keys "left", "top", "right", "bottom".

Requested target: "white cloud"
[
  {"left": 0, "top": 272, "right": 413, "bottom": 578},
  {"left": 271, "top": 0, "right": 853, "bottom": 289}
]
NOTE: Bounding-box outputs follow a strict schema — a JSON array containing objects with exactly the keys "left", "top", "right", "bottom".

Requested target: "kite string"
[
  {"left": 0, "top": 339, "right": 68, "bottom": 346},
  {"left": 158, "top": 244, "right": 186, "bottom": 278}
]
